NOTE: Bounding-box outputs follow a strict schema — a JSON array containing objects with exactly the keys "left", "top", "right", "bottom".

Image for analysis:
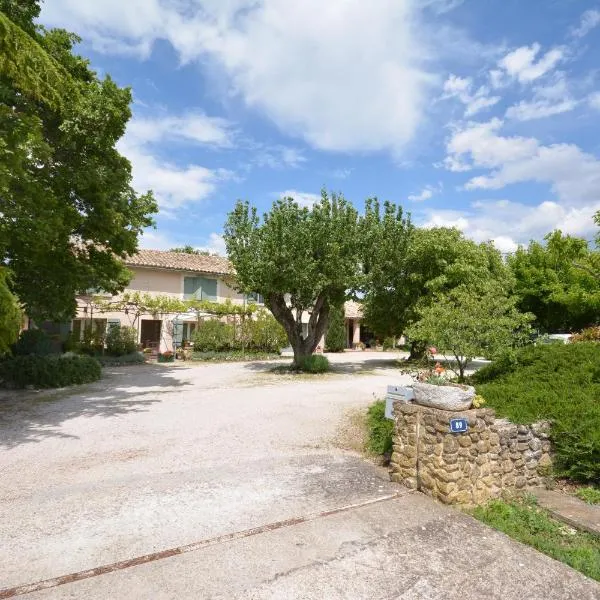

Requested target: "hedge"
[
  {"left": 473, "top": 343, "right": 600, "bottom": 483},
  {"left": 0, "top": 354, "right": 102, "bottom": 389}
]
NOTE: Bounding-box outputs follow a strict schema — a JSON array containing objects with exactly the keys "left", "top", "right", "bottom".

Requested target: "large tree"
[
  {"left": 362, "top": 226, "right": 510, "bottom": 357},
  {"left": 509, "top": 230, "right": 600, "bottom": 332},
  {"left": 225, "top": 192, "right": 371, "bottom": 366},
  {"left": 0, "top": 2, "right": 156, "bottom": 322}
]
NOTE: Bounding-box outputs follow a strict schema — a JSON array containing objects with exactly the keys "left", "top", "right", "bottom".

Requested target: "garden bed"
[{"left": 191, "top": 351, "right": 281, "bottom": 362}]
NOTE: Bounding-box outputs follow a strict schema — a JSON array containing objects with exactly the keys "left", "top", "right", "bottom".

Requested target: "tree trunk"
[
  {"left": 408, "top": 339, "right": 427, "bottom": 361},
  {"left": 266, "top": 292, "right": 330, "bottom": 369}
]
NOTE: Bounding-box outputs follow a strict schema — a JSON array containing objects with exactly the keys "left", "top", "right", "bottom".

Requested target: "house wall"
[{"left": 72, "top": 267, "right": 247, "bottom": 352}]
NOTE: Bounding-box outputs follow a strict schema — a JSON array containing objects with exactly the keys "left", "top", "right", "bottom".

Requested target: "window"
[
  {"left": 71, "top": 318, "right": 107, "bottom": 340},
  {"left": 184, "top": 277, "right": 217, "bottom": 301},
  {"left": 246, "top": 292, "right": 264, "bottom": 304}
]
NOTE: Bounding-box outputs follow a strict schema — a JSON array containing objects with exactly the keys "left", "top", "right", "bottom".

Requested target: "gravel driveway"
[{"left": 1, "top": 354, "right": 598, "bottom": 599}]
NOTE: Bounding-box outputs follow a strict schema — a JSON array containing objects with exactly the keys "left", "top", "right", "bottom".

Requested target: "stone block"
[
  {"left": 476, "top": 440, "right": 490, "bottom": 453},
  {"left": 458, "top": 435, "right": 472, "bottom": 448},
  {"left": 538, "top": 453, "right": 552, "bottom": 468},
  {"left": 436, "top": 480, "right": 458, "bottom": 496},
  {"left": 443, "top": 436, "right": 459, "bottom": 453},
  {"left": 515, "top": 476, "right": 527, "bottom": 489}
]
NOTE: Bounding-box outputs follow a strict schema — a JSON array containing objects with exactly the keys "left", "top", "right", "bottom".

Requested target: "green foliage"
[
  {"left": 0, "top": 353, "right": 101, "bottom": 388},
  {"left": 575, "top": 487, "right": 600, "bottom": 505},
  {"left": 406, "top": 282, "right": 532, "bottom": 381},
  {"left": 473, "top": 343, "right": 600, "bottom": 483},
  {"left": 298, "top": 354, "right": 330, "bottom": 373},
  {"left": 224, "top": 191, "right": 365, "bottom": 366},
  {"left": 509, "top": 231, "right": 600, "bottom": 332},
  {"left": 241, "top": 310, "right": 288, "bottom": 352},
  {"left": 0, "top": 268, "right": 21, "bottom": 355},
  {"left": 95, "top": 352, "right": 145, "bottom": 366},
  {"left": 362, "top": 227, "right": 510, "bottom": 344},
  {"left": 325, "top": 304, "right": 346, "bottom": 352},
  {"left": 0, "top": 6, "right": 157, "bottom": 322},
  {"left": 471, "top": 496, "right": 600, "bottom": 582},
  {"left": 382, "top": 337, "right": 397, "bottom": 350},
  {"left": 366, "top": 400, "right": 394, "bottom": 455},
  {"left": 157, "top": 351, "right": 174, "bottom": 363},
  {"left": 105, "top": 326, "right": 137, "bottom": 356},
  {"left": 12, "top": 328, "right": 52, "bottom": 356},
  {"left": 193, "top": 320, "right": 235, "bottom": 352},
  {"left": 169, "top": 245, "right": 213, "bottom": 256},
  {"left": 76, "top": 326, "right": 105, "bottom": 356}
]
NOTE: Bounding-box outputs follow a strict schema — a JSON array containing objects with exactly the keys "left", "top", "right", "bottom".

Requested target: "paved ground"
[
  {"left": 533, "top": 488, "right": 600, "bottom": 536},
  {"left": 1, "top": 354, "right": 598, "bottom": 599}
]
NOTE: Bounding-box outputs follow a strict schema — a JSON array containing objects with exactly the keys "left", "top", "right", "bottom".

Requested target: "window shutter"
[
  {"left": 199, "top": 277, "right": 217, "bottom": 301},
  {"left": 184, "top": 277, "right": 201, "bottom": 299}
]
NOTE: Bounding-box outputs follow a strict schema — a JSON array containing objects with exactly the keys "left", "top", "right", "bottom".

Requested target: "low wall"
[{"left": 390, "top": 402, "right": 552, "bottom": 505}]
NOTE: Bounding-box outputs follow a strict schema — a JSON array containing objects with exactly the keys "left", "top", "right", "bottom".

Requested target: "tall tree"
[
  {"left": 224, "top": 192, "right": 367, "bottom": 367},
  {"left": 362, "top": 226, "right": 509, "bottom": 357},
  {"left": 0, "top": 267, "right": 21, "bottom": 354},
  {"left": 509, "top": 231, "right": 600, "bottom": 332},
  {"left": 324, "top": 304, "right": 346, "bottom": 352},
  {"left": 0, "top": 2, "right": 157, "bottom": 322}
]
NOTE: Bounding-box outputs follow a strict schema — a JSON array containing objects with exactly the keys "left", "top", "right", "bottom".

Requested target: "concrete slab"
[
  {"left": 15, "top": 493, "right": 600, "bottom": 600},
  {"left": 532, "top": 488, "right": 600, "bottom": 536}
]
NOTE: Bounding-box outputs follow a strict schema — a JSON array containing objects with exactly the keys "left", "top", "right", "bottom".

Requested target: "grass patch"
[
  {"left": 472, "top": 343, "right": 600, "bottom": 483},
  {"left": 298, "top": 355, "right": 330, "bottom": 373},
  {"left": 471, "top": 495, "right": 600, "bottom": 582},
  {"left": 366, "top": 399, "right": 394, "bottom": 456},
  {"left": 191, "top": 350, "right": 281, "bottom": 362},
  {"left": 575, "top": 487, "right": 600, "bottom": 505}
]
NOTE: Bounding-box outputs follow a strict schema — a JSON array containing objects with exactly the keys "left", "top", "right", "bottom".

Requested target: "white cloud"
[
  {"left": 332, "top": 168, "right": 353, "bottom": 179},
  {"left": 421, "top": 0, "right": 465, "bottom": 14},
  {"left": 198, "top": 233, "right": 227, "bottom": 256},
  {"left": 420, "top": 200, "right": 600, "bottom": 254},
  {"left": 127, "top": 113, "right": 234, "bottom": 147},
  {"left": 442, "top": 75, "right": 500, "bottom": 117},
  {"left": 278, "top": 189, "right": 321, "bottom": 208},
  {"left": 571, "top": 9, "right": 600, "bottom": 38},
  {"left": 589, "top": 92, "right": 600, "bottom": 110},
  {"left": 408, "top": 184, "right": 440, "bottom": 202},
  {"left": 40, "top": 0, "right": 434, "bottom": 154},
  {"left": 252, "top": 145, "right": 306, "bottom": 169},
  {"left": 445, "top": 120, "right": 600, "bottom": 206},
  {"left": 506, "top": 98, "right": 577, "bottom": 121},
  {"left": 498, "top": 43, "right": 564, "bottom": 84}
]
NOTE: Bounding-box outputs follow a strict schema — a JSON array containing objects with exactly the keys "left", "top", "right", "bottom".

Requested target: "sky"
[{"left": 39, "top": 0, "right": 600, "bottom": 256}]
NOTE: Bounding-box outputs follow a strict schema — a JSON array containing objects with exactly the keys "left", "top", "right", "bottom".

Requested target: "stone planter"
[{"left": 412, "top": 381, "right": 475, "bottom": 411}]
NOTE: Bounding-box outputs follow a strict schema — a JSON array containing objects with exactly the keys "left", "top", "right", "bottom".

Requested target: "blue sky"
[{"left": 40, "top": 0, "right": 600, "bottom": 255}]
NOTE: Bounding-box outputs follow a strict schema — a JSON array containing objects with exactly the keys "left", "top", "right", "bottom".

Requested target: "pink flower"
[{"left": 429, "top": 346, "right": 437, "bottom": 355}]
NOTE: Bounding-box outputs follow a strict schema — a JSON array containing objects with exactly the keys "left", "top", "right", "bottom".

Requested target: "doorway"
[{"left": 141, "top": 319, "right": 161, "bottom": 349}]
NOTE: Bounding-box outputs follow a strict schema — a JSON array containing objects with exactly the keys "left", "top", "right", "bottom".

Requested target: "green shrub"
[
  {"left": 0, "top": 354, "right": 101, "bottom": 388},
  {"left": 106, "top": 326, "right": 138, "bottom": 356},
  {"left": 473, "top": 343, "right": 600, "bottom": 483},
  {"left": 241, "top": 310, "right": 287, "bottom": 352},
  {"left": 193, "top": 320, "right": 235, "bottom": 352},
  {"left": 298, "top": 354, "right": 330, "bottom": 373},
  {"left": 12, "top": 329, "right": 53, "bottom": 356},
  {"left": 191, "top": 350, "right": 280, "bottom": 362},
  {"left": 366, "top": 400, "right": 394, "bottom": 455},
  {"left": 325, "top": 305, "right": 346, "bottom": 352},
  {"left": 96, "top": 352, "right": 145, "bottom": 366},
  {"left": 77, "top": 326, "right": 105, "bottom": 356},
  {"left": 382, "top": 337, "right": 397, "bottom": 350}
]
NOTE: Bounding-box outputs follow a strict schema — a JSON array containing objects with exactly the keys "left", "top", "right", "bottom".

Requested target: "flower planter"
[{"left": 412, "top": 381, "right": 475, "bottom": 411}]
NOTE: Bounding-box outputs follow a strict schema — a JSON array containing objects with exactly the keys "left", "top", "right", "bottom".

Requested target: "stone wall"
[{"left": 390, "top": 402, "right": 552, "bottom": 505}]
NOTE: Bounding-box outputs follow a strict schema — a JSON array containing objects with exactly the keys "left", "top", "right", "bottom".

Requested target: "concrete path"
[
  {"left": 1, "top": 355, "right": 598, "bottom": 598},
  {"left": 532, "top": 488, "right": 600, "bottom": 536}
]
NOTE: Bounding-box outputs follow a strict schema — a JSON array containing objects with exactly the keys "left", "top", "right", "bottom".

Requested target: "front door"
[{"left": 140, "top": 319, "right": 161, "bottom": 349}]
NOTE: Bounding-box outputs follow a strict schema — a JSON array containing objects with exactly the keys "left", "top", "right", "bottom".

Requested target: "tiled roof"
[
  {"left": 126, "top": 250, "right": 233, "bottom": 275},
  {"left": 344, "top": 300, "right": 363, "bottom": 319}
]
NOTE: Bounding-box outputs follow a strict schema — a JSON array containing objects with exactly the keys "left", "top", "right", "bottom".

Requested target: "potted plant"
[
  {"left": 412, "top": 363, "right": 475, "bottom": 411},
  {"left": 157, "top": 350, "right": 175, "bottom": 363}
]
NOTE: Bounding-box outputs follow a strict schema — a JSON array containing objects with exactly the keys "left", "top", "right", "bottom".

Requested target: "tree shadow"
[
  {"left": 242, "top": 357, "right": 403, "bottom": 376},
  {"left": 0, "top": 365, "right": 192, "bottom": 449}
]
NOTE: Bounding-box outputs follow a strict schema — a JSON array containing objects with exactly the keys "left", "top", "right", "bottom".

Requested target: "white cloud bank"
[{"left": 41, "top": 0, "right": 433, "bottom": 154}]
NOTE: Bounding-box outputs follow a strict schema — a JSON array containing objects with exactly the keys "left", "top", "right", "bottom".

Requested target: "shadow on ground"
[
  {"left": 0, "top": 365, "right": 191, "bottom": 449},
  {"left": 242, "top": 357, "right": 402, "bottom": 376}
]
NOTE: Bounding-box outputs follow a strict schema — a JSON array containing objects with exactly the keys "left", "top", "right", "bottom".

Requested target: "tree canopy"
[
  {"left": 361, "top": 226, "right": 511, "bottom": 354},
  {"left": 509, "top": 230, "right": 600, "bottom": 332},
  {"left": 224, "top": 191, "right": 369, "bottom": 366},
  {"left": 0, "top": 2, "right": 157, "bottom": 322}
]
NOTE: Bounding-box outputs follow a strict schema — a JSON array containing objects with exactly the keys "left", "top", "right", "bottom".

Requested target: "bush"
[
  {"left": 241, "top": 310, "right": 287, "bottom": 352},
  {"left": 0, "top": 354, "right": 101, "bottom": 388},
  {"left": 96, "top": 352, "right": 145, "bottom": 366},
  {"left": 106, "top": 326, "right": 138, "bottom": 356},
  {"left": 571, "top": 326, "right": 600, "bottom": 343},
  {"left": 325, "top": 305, "right": 346, "bottom": 352},
  {"left": 191, "top": 350, "right": 280, "bottom": 362},
  {"left": 382, "top": 337, "right": 397, "bottom": 350},
  {"left": 12, "top": 329, "right": 53, "bottom": 356},
  {"left": 473, "top": 343, "right": 600, "bottom": 483},
  {"left": 77, "top": 326, "right": 105, "bottom": 356},
  {"left": 193, "top": 320, "right": 235, "bottom": 352},
  {"left": 298, "top": 354, "right": 330, "bottom": 373},
  {"left": 157, "top": 351, "right": 174, "bottom": 363},
  {"left": 366, "top": 400, "right": 394, "bottom": 455}
]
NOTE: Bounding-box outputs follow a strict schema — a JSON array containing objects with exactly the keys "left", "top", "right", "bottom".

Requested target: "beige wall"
[{"left": 126, "top": 267, "right": 183, "bottom": 297}]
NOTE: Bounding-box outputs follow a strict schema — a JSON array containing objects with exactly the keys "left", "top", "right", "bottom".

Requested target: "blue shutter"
[
  {"left": 199, "top": 277, "right": 217, "bottom": 301},
  {"left": 184, "top": 277, "right": 201, "bottom": 299}
]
